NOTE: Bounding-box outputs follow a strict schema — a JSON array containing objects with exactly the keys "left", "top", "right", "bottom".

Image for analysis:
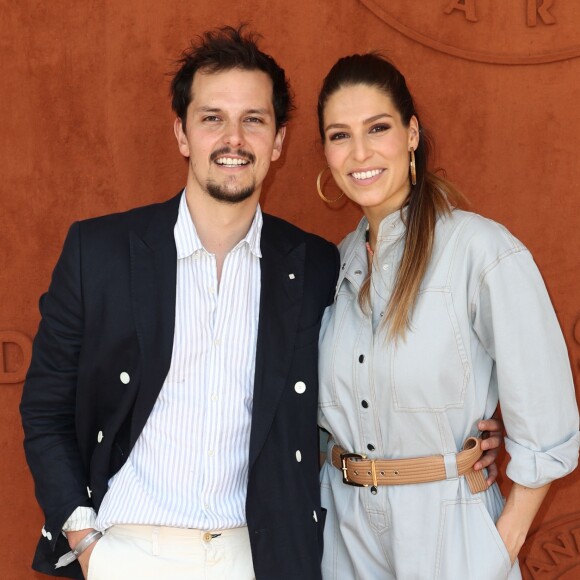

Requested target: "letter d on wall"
[{"left": 0, "top": 331, "right": 32, "bottom": 384}]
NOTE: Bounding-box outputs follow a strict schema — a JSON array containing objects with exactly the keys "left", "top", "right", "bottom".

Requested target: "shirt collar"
[
  {"left": 376, "top": 206, "right": 407, "bottom": 240},
  {"left": 174, "top": 190, "right": 263, "bottom": 259},
  {"left": 343, "top": 207, "right": 407, "bottom": 260}
]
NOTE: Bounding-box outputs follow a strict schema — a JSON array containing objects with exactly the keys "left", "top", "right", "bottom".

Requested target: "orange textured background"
[{"left": 1, "top": 1, "right": 579, "bottom": 578}]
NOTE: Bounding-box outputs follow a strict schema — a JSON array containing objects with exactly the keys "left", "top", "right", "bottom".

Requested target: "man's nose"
[{"left": 223, "top": 120, "right": 244, "bottom": 148}]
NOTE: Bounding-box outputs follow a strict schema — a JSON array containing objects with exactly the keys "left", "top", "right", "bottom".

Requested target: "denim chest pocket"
[
  {"left": 317, "top": 292, "right": 357, "bottom": 408},
  {"left": 391, "top": 290, "right": 470, "bottom": 411}
]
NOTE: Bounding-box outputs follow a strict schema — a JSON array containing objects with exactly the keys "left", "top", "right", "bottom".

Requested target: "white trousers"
[{"left": 87, "top": 525, "right": 255, "bottom": 580}]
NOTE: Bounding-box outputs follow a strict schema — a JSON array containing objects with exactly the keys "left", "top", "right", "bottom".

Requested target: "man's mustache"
[{"left": 210, "top": 148, "right": 256, "bottom": 164}]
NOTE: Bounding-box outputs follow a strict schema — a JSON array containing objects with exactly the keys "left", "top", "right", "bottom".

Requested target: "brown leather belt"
[{"left": 331, "top": 437, "right": 489, "bottom": 494}]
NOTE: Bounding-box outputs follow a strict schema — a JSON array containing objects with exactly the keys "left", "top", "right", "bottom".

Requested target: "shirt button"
[
  {"left": 208, "top": 286, "right": 215, "bottom": 294},
  {"left": 203, "top": 532, "right": 212, "bottom": 542},
  {"left": 294, "top": 381, "right": 306, "bottom": 394},
  {"left": 97, "top": 431, "right": 104, "bottom": 443},
  {"left": 46, "top": 531, "right": 53, "bottom": 541},
  {"left": 295, "top": 450, "right": 302, "bottom": 462},
  {"left": 208, "top": 449, "right": 214, "bottom": 456},
  {"left": 382, "top": 264, "right": 389, "bottom": 271},
  {"left": 361, "top": 400, "right": 369, "bottom": 409},
  {"left": 119, "top": 372, "right": 130, "bottom": 384},
  {"left": 41, "top": 526, "right": 47, "bottom": 537},
  {"left": 214, "top": 339, "right": 221, "bottom": 346},
  {"left": 211, "top": 394, "right": 218, "bottom": 401},
  {"left": 358, "top": 355, "right": 365, "bottom": 363},
  {"left": 367, "top": 444, "right": 375, "bottom": 451}
]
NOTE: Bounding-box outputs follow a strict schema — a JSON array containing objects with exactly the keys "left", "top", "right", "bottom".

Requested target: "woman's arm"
[{"left": 496, "top": 482, "right": 551, "bottom": 564}]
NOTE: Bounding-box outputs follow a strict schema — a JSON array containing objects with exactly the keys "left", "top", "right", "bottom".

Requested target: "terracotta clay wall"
[{"left": 1, "top": 1, "right": 578, "bottom": 578}]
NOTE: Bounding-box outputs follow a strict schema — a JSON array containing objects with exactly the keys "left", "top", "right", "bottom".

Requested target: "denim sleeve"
[{"left": 472, "top": 248, "right": 579, "bottom": 488}]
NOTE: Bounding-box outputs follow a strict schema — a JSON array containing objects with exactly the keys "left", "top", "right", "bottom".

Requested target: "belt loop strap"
[
  {"left": 464, "top": 468, "right": 489, "bottom": 494},
  {"left": 443, "top": 452, "right": 458, "bottom": 480},
  {"left": 461, "top": 438, "right": 489, "bottom": 494}
]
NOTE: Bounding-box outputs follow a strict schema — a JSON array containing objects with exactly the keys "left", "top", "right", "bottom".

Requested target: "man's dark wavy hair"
[{"left": 170, "top": 25, "right": 293, "bottom": 131}]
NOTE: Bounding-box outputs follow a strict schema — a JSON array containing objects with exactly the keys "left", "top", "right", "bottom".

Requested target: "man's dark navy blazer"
[{"left": 21, "top": 192, "right": 339, "bottom": 579}]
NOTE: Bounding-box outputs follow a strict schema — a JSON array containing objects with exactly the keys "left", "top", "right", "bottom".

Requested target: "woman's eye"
[
  {"left": 370, "top": 124, "right": 390, "bottom": 134},
  {"left": 329, "top": 132, "right": 348, "bottom": 141}
]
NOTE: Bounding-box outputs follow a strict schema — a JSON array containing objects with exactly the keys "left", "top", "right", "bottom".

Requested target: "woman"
[{"left": 316, "top": 54, "right": 579, "bottom": 579}]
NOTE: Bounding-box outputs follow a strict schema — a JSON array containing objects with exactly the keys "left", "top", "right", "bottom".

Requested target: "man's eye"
[
  {"left": 203, "top": 116, "right": 221, "bottom": 122},
  {"left": 245, "top": 117, "right": 263, "bottom": 123}
]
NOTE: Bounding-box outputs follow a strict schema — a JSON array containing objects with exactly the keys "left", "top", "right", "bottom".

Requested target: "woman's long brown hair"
[{"left": 318, "top": 53, "right": 464, "bottom": 340}]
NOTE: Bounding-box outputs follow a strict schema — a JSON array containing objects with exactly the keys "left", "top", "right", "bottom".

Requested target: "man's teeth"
[
  {"left": 216, "top": 157, "right": 249, "bottom": 166},
  {"left": 352, "top": 169, "right": 382, "bottom": 180}
]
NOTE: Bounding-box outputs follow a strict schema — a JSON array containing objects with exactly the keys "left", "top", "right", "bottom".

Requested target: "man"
[
  {"left": 21, "top": 26, "right": 339, "bottom": 579},
  {"left": 21, "top": 25, "right": 502, "bottom": 580}
]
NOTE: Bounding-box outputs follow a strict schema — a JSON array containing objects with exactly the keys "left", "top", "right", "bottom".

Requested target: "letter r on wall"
[{"left": 527, "top": 0, "right": 556, "bottom": 26}]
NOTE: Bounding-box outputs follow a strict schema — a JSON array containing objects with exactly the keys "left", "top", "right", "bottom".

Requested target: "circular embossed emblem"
[
  {"left": 522, "top": 513, "right": 580, "bottom": 579},
  {"left": 359, "top": 0, "right": 580, "bottom": 64}
]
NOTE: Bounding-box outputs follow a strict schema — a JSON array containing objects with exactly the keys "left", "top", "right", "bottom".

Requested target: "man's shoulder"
[
  {"left": 78, "top": 192, "right": 181, "bottom": 233},
  {"left": 80, "top": 192, "right": 181, "bottom": 227}
]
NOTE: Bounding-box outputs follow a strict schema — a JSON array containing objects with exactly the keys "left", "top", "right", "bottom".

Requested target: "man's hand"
[
  {"left": 474, "top": 417, "right": 505, "bottom": 486},
  {"left": 67, "top": 528, "right": 100, "bottom": 579}
]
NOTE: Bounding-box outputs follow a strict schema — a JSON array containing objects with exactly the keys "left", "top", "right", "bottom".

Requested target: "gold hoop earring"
[
  {"left": 316, "top": 167, "right": 344, "bottom": 203},
  {"left": 409, "top": 148, "right": 417, "bottom": 186}
]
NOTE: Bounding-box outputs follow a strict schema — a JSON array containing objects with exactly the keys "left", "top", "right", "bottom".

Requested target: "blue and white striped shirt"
[{"left": 95, "top": 192, "right": 262, "bottom": 530}]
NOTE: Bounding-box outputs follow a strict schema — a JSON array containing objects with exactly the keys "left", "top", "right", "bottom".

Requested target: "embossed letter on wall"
[
  {"left": 527, "top": 0, "right": 556, "bottom": 27},
  {"left": 444, "top": 0, "right": 478, "bottom": 22},
  {"left": 0, "top": 331, "right": 32, "bottom": 384},
  {"left": 523, "top": 513, "right": 580, "bottom": 579}
]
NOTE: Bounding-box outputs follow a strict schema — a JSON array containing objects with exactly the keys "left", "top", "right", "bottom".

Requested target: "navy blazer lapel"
[
  {"left": 249, "top": 215, "right": 306, "bottom": 469},
  {"left": 129, "top": 193, "right": 180, "bottom": 444}
]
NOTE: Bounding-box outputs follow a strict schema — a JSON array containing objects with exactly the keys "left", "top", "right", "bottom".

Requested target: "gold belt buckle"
[{"left": 340, "top": 452, "right": 368, "bottom": 487}]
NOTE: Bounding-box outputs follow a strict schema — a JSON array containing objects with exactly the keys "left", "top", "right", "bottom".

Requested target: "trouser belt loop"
[
  {"left": 152, "top": 527, "right": 160, "bottom": 556},
  {"left": 443, "top": 452, "right": 459, "bottom": 480}
]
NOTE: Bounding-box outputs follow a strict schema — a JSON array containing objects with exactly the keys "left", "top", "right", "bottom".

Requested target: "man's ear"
[
  {"left": 174, "top": 118, "right": 190, "bottom": 158},
  {"left": 271, "top": 126, "right": 286, "bottom": 161}
]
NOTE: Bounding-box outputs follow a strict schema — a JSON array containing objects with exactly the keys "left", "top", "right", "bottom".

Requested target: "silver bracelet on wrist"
[{"left": 55, "top": 530, "right": 103, "bottom": 569}]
